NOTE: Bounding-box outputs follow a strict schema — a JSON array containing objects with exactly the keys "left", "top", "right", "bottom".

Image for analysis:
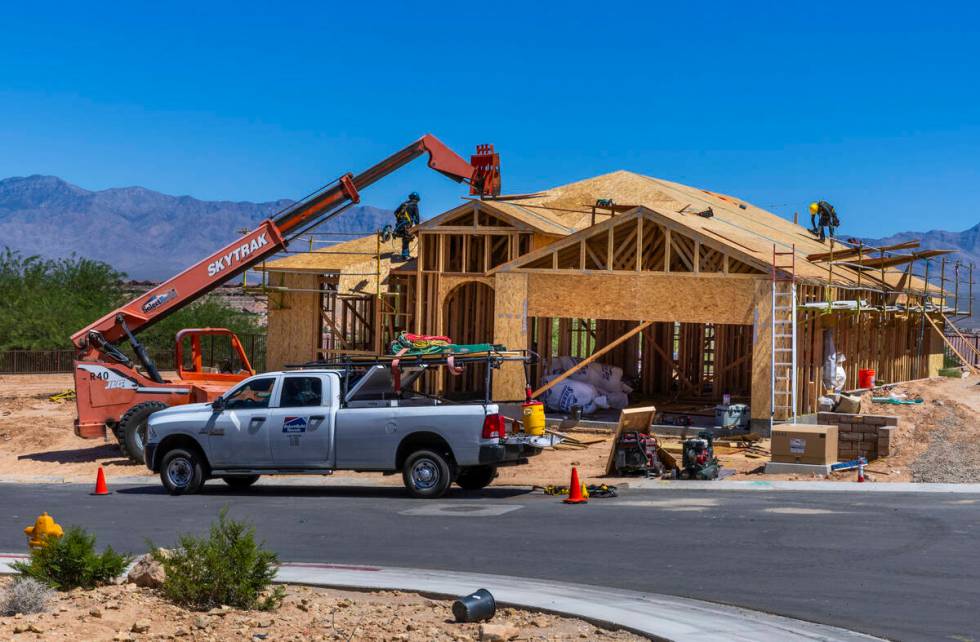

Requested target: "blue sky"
[{"left": 2, "top": 1, "right": 979, "bottom": 238}]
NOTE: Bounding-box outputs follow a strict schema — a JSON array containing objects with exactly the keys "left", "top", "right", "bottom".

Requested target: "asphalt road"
[{"left": 2, "top": 482, "right": 978, "bottom": 642}]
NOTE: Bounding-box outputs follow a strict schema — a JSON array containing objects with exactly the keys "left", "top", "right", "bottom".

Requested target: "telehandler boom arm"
[{"left": 71, "top": 135, "right": 501, "bottom": 356}]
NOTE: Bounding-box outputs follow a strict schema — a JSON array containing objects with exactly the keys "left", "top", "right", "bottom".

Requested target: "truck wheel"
[
  {"left": 118, "top": 401, "right": 167, "bottom": 465},
  {"left": 222, "top": 475, "right": 260, "bottom": 489},
  {"left": 403, "top": 450, "right": 452, "bottom": 499},
  {"left": 455, "top": 465, "right": 497, "bottom": 491},
  {"left": 160, "top": 448, "right": 205, "bottom": 495}
]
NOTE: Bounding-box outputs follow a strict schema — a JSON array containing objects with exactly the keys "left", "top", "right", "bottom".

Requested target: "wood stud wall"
[
  {"left": 298, "top": 202, "right": 944, "bottom": 414},
  {"left": 319, "top": 278, "right": 375, "bottom": 357},
  {"left": 794, "top": 283, "right": 937, "bottom": 416},
  {"left": 525, "top": 317, "right": 753, "bottom": 404}
]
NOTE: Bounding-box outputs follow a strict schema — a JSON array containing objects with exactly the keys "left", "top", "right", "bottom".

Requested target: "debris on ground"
[
  {"left": 0, "top": 578, "right": 645, "bottom": 642},
  {"left": 911, "top": 415, "right": 980, "bottom": 483},
  {"left": 0, "top": 373, "right": 975, "bottom": 485}
]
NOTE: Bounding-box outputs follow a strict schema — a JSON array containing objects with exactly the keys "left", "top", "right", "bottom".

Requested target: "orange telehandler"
[{"left": 70, "top": 135, "right": 501, "bottom": 463}]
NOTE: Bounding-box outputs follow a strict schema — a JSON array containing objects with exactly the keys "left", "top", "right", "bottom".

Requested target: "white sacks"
[
  {"left": 539, "top": 375, "right": 609, "bottom": 415},
  {"left": 540, "top": 356, "right": 633, "bottom": 414}
]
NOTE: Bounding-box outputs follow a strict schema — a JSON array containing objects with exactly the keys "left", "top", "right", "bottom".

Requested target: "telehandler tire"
[{"left": 118, "top": 401, "right": 168, "bottom": 465}]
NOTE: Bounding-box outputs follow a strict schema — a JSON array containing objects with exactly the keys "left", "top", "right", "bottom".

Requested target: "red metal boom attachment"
[{"left": 470, "top": 144, "right": 501, "bottom": 197}]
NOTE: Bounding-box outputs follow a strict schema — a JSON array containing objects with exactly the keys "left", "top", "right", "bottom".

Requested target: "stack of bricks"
[{"left": 816, "top": 412, "right": 899, "bottom": 461}]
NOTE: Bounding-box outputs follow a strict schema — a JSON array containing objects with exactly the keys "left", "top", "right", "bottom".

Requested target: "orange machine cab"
[{"left": 73, "top": 328, "right": 253, "bottom": 439}]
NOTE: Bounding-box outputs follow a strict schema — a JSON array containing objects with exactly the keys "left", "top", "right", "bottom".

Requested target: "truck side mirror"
[{"left": 211, "top": 396, "right": 225, "bottom": 411}]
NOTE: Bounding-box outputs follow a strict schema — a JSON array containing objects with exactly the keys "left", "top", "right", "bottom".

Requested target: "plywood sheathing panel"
[
  {"left": 492, "top": 272, "right": 528, "bottom": 400},
  {"left": 527, "top": 272, "right": 756, "bottom": 325},
  {"left": 265, "top": 272, "right": 321, "bottom": 370},
  {"left": 750, "top": 279, "right": 773, "bottom": 421}
]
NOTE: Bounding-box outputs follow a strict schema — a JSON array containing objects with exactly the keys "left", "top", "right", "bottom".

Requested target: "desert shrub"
[
  {"left": 154, "top": 510, "right": 284, "bottom": 611},
  {"left": 0, "top": 247, "right": 263, "bottom": 353},
  {"left": 0, "top": 248, "right": 125, "bottom": 350},
  {"left": 0, "top": 577, "right": 53, "bottom": 615},
  {"left": 12, "top": 527, "right": 131, "bottom": 590}
]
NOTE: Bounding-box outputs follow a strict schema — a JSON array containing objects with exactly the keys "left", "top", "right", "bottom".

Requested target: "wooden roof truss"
[
  {"left": 491, "top": 207, "right": 767, "bottom": 276},
  {"left": 415, "top": 201, "right": 537, "bottom": 234}
]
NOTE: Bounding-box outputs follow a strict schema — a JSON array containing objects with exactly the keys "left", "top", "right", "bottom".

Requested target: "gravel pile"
[{"left": 911, "top": 413, "right": 980, "bottom": 483}]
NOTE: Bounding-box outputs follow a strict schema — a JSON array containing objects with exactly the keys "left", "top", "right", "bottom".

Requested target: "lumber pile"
[{"left": 548, "top": 429, "right": 608, "bottom": 450}]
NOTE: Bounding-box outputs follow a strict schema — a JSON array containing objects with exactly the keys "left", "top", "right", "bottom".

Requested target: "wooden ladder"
[{"left": 771, "top": 244, "right": 798, "bottom": 429}]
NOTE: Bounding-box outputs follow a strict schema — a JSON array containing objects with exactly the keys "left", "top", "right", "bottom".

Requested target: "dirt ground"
[
  {"left": 0, "top": 372, "right": 976, "bottom": 487},
  {"left": 0, "top": 576, "right": 645, "bottom": 641}
]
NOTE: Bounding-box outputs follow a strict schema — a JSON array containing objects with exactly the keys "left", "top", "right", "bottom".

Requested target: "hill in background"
[
  {"left": 0, "top": 175, "right": 392, "bottom": 280},
  {"left": 864, "top": 222, "right": 979, "bottom": 328},
  {"left": 2, "top": 174, "right": 976, "bottom": 328}
]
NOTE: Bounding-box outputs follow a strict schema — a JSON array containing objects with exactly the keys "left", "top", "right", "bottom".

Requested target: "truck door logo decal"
[{"left": 283, "top": 416, "right": 308, "bottom": 433}]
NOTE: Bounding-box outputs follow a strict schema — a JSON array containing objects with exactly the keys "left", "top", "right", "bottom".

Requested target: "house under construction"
[{"left": 255, "top": 170, "right": 973, "bottom": 428}]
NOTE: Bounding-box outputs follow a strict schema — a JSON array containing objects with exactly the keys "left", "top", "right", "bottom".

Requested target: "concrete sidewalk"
[{"left": 1, "top": 554, "right": 883, "bottom": 641}]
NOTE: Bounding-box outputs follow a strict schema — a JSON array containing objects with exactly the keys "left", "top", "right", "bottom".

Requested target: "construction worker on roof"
[
  {"left": 809, "top": 200, "right": 840, "bottom": 242},
  {"left": 392, "top": 192, "right": 421, "bottom": 261}
]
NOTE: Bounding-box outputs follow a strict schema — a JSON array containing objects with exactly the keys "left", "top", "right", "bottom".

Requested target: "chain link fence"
[{"left": 0, "top": 334, "right": 267, "bottom": 374}]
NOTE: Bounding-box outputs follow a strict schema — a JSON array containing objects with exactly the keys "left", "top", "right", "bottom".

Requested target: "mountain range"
[
  {"left": 1, "top": 174, "right": 977, "bottom": 327},
  {"left": 0, "top": 175, "right": 391, "bottom": 280}
]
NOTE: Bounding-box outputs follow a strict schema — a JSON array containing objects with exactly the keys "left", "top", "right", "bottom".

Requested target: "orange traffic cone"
[
  {"left": 92, "top": 466, "right": 110, "bottom": 496},
  {"left": 563, "top": 467, "right": 588, "bottom": 504}
]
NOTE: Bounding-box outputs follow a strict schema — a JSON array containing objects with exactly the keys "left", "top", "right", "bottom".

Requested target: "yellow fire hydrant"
[{"left": 24, "top": 512, "right": 64, "bottom": 549}]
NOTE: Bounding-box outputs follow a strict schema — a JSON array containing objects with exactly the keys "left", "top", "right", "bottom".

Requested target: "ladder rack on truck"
[{"left": 290, "top": 350, "right": 535, "bottom": 405}]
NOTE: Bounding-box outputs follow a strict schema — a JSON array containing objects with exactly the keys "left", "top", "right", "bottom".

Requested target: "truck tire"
[
  {"left": 160, "top": 447, "right": 205, "bottom": 495},
  {"left": 222, "top": 475, "right": 260, "bottom": 489},
  {"left": 455, "top": 465, "right": 497, "bottom": 491},
  {"left": 402, "top": 450, "right": 452, "bottom": 499},
  {"left": 118, "top": 401, "right": 167, "bottom": 465}
]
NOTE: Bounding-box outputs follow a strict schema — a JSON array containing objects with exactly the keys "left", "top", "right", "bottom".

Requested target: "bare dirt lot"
[
  {"left": 0, "top": 372, "right": 976, "bottom": 487},
  {"left": 0, "top": 577, "right": 645, "bottom": 642}
]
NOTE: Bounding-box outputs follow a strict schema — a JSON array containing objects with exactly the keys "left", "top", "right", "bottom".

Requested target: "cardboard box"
[{"left": 770, "top": 424, "right": 838, "bottom": 465}]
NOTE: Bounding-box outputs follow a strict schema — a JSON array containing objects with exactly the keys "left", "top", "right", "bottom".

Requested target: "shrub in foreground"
[
  {"left": 0, "top": 577, "right": 53, "bottom": 615},
  {"left": 154, "top": 510, "right": 284, "bottom": 611},
  {"left": 12, "top": 527, "right": 130, "bottom": 590}
]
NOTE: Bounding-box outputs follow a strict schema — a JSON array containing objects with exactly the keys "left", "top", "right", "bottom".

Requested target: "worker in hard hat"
[
  {"left": 392, "top": 192, "right": 421, "bottom": 261},
  {"left": 808, "top": 200, "right": 840, "bottom": 242}
]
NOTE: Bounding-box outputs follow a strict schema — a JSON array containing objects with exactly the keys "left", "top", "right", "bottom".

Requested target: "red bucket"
[{"left": 858, "top": 368, "right": 876, "bottom": 389}]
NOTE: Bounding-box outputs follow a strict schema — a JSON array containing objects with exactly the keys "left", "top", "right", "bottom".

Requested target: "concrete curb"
[{"left": 0, "top": 554, "right": 882, "bottom": 641}]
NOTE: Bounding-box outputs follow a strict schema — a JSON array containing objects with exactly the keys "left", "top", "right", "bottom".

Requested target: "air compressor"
[{"left": 680, "top": 431, "right": 720, "bottom": 480}]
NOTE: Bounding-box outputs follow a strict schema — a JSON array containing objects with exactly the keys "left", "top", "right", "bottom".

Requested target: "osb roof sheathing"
[
  {"left": 474, "top": 170, "right": 933, "bottom": 291},
  {"left": 257, "top": 234, "right": 414, "bottom": 274}
]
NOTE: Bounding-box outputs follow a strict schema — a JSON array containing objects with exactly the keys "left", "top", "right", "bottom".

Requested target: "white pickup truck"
[{"left": 144, "top": 365, "right": 546, "bottom": 498}]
